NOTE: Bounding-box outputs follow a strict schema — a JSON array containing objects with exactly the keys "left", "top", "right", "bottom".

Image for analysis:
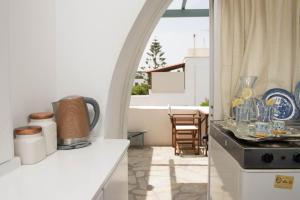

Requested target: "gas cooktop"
[{"left": 210, "top": 121, "right": 300, "bottom": 169}]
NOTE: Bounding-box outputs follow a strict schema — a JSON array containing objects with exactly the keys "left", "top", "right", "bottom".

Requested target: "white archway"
[{"left": 103, "top": 0, "right": 172, "bottom": 138}]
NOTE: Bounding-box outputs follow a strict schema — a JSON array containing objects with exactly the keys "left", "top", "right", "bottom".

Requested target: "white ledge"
[
  {"left": 0, "top": 139, "right": 129, "bottom": 200},
  {"left": 130, "top": 105, "right": 209, "bottom": 114}
]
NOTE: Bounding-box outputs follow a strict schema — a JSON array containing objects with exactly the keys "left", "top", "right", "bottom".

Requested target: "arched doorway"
[
  {"left": 105, "top": 1, "right": 213, "bottom": 199},
  {"left": 103, "top": 0, "right": 215, "bottom": 139},
  {"left": 103, "top": 0, "right": 172, "bottom": 138}
]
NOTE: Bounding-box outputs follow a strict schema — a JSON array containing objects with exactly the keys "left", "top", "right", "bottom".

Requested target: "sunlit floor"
[{"left": 128, "top": 146, "right": 208, "bottom": 200}]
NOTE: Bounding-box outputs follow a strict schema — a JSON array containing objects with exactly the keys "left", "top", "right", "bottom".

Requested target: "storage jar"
[
  {"left": 28, "top": 112, "right": 57, "bottom": 155},
  {"left": 14, "top": 126, "right": 46, "bottom": 165}
]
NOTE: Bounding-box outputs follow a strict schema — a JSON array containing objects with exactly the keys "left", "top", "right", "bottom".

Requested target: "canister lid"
[
  {"left": 14, "top": 126, "right": 42, "bottom": 135},
  {"left": 29, "top": 112, "right": 54, "bottom": 120}
]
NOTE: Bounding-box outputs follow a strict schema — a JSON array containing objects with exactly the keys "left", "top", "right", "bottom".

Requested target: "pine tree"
[{"left": 143, "top": 38, "right": 167, "bottom": 70}]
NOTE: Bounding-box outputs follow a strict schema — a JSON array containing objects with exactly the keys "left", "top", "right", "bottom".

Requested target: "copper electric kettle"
[{"left": 52, "top": 96, "right": 100, "bottom": 148}]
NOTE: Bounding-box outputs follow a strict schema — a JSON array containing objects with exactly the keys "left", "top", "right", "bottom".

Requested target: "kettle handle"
[{"left": 84, "top": 97, "right": 100, "bottom": 131}]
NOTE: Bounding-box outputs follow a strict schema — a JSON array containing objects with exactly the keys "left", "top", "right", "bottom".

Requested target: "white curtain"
[{"left": 220, "top": 0, "right": 300, "bottom": 115}]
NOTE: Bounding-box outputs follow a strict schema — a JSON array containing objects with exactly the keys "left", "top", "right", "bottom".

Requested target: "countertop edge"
[
  {"left": 0, "top": 138, "right": 130, "bottom": 200},
  {"left": 92, "top": 140, "right": 130, "bottom": 199}
]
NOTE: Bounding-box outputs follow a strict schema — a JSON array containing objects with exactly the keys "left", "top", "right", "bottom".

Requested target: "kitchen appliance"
[
  {"left": 52, "top": 96, "right": 100, "bottom": 149},
  {"left": 209, "top": 121, "right": 300, "bottom": 200}
]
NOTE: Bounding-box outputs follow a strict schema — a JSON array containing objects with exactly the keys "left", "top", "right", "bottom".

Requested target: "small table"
[
  {"left": 197, "top": 107, "right": 209, "bottom": 156},
  {"left": 127, "top": 130, "right": 146, "bottom": 146}
]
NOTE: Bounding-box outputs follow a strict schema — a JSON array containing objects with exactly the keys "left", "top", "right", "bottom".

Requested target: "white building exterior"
[
  {"left": 128, "top": 48, "right": 210, "bottom": 145},
  {"left": 130, "top": 48, "right": 210, "bottom": 106},
  {"left": 133, "top": 78, "right": 146, "bottom": 85}
]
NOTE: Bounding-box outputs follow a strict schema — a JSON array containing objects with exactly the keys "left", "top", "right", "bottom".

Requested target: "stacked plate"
[
  {"left": 262, "top": 82, "right": 300, "bottom": 120},
  {"left": 294, "top": 82, "right": 300, "bottom": 111}
]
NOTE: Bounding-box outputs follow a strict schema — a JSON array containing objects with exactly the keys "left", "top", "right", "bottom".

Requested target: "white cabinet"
[
  {"left": 93, "top": 152, "right": 128, "bottom": 200},
  {"left": 0, "top": 139, "right": 129, "bottom": 200},
  {"left": 103, "top": 152, "right": 128, "bottom": 200},
  {"left": 209, "top": 137, "right": 300, "bottom": 200}
]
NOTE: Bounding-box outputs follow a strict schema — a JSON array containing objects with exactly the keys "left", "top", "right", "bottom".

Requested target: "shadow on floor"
[
  {"left": 128, "top": 146, "right": 208, "bottom": 200},
  {"left": 169, "top": 159, "right": 207, "bottom": 200}
]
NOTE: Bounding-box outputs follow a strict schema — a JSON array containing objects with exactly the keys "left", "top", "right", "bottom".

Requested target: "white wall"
[
  {"left": 0, "top": 0, "right": 57, "bottom": 168},
  {"left": 0, "top": 0, "right": 153, "bottom": 170},
  {"left": 212, "top": 0, "right": 222, "bottom": 120},
  {"left": 128, "top": 107, "right": 199, "bottom": 145},
  {"left": 0, "top": 0, "right": 178, "bottom": 173},
  {"left": 128, "top": 108, "right": 172, "bottom": 145},
  {"left": 130, "top": 56, "right": 210, "bottom": 106},
  {"left": 130, "top": 93, "right": 194, "bottom": 106},
  {"left": 0, "top": 0, "right": 14, "bottom": 164},
  {"left": 152, "top": 72, "right": 185, "bottom": 93},
  {"left": 188, "top": 57, "right": 210, "bottom": 104},
  {"left": 103, "top": 0, "right": 172, "bottom": 139},
  {"left": 9, "top": 0, "right": 57, "bottom": 127},
  {"left": 56, "top": 0, "right": 147, "bottom": 136},
  {"left": 134, "top": 79, "right": 145, "bottom": 85}
]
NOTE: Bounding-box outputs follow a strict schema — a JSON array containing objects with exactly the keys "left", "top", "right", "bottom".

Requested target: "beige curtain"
[{"left": 221, "top": 0, "right": 300, "bottom": 116}]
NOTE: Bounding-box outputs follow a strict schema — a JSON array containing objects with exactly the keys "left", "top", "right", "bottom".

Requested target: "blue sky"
[{"left": 139, "top": 0, "right": 209, "bottom": 69}]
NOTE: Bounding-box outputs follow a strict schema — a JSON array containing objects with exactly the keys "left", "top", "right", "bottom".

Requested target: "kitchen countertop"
[{"left": 0, "top": 139, "right": 130, "bottom": 200}]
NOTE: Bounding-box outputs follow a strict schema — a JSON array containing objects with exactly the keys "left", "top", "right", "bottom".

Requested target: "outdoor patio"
[{"left": 128, "top": 146, "right": 208, "bottom": 200}]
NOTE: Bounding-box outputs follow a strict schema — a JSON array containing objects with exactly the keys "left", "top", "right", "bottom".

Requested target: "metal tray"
[{"left": 215, "top": 121, "right": 300, "bottom": 142}]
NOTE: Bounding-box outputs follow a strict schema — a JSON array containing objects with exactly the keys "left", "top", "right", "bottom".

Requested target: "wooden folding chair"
[{"left": 168, "top": 113, "right": 200, "bottom": 155}]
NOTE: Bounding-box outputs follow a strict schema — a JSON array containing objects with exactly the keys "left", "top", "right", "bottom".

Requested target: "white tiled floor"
[{"left": 128, "top": 146, "right": 208, "bottom": 200}]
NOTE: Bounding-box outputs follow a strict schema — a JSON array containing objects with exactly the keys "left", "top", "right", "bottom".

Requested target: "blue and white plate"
[
  {"left": 262, "top": 88, "right": 299, "bottom": 120},
  {"left": 294, "top": 81, "right": 300, "bottom": 110}
]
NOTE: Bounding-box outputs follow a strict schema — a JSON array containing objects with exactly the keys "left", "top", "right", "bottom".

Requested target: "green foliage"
[
  {"left": 200, "top": 98, "right": 209, "bottom": 107},
  {"left": 141, "top": 38, "right": 167, "bottom": 70},
  {"left": 134, "top": 71, "right": 149, "bottom": 86},
  {"left": 135, "top": 71, "right": 144, "bottom": 79},
  {"left": 135, "top": 75, "right": 143, "bottom": 79},
  {"left": 131, "top": 83, "right": 149, "bottom": 95}
]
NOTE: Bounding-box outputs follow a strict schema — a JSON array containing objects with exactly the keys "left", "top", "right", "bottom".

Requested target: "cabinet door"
[{"left": 103, "top": 152, "right": 128, "bottom": 200}]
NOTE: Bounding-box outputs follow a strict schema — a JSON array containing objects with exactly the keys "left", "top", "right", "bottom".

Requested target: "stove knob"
[
  {"left": 261, "top": 153, "right": 273, "bottom": 163},
  {"left": 293, "top": 154, "right": 300, "bottom": 163}
]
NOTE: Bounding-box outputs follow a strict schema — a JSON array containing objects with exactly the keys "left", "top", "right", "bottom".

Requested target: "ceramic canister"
[
  {"left": 14, "top": 126, "right": 46, "bottom": 165},
  {"left": 29, "top": 112, "right": 57, "bottom": 155}
]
